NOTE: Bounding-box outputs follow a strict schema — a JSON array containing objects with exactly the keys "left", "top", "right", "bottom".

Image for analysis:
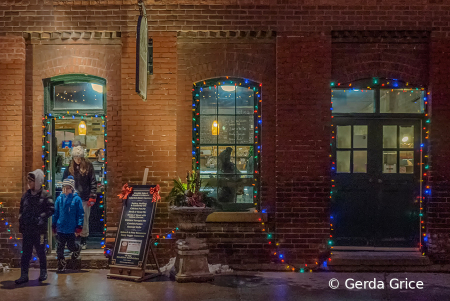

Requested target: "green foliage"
[{"left": 166, "top": 171, "right": 221, "bottom": 209}]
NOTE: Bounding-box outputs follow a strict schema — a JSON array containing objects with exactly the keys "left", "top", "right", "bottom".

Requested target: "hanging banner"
[{"left": 136, "top": 1, "right": 148, "bottom": 101}]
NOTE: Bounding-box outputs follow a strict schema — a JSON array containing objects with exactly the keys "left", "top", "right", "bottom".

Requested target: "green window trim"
[
  {"left": 192, "top": 77, "right": 262, "bottom": 212},
  {"left": 43, "top": 74, "right": 107, "bottom": 115}
]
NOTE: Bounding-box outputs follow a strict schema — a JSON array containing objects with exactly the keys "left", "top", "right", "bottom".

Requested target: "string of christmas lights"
[
  {"left": 42, "top": 113, "right": 108, "bottom": 250},
  {"left": 329, "top": 77, "right": 430, "bottom": 257}
]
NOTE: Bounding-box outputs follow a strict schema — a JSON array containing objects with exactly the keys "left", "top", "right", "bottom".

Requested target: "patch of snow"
[
  {"left": 159, "top": 257, "right": 233, "bottom": 277},
  {"left": 0, "top": 263, "right": 10, "bottom": 273}
]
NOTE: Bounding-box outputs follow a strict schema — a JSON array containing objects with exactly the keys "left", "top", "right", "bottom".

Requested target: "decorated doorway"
[
  {"left": 43, "top": 74, "right": 107, "bottom": 251},
  {"left": 330, "top": 78, "right": 428, "bottom": 248}
]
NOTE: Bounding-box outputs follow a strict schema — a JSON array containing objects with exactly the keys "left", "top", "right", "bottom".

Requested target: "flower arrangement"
[{"left": 166, "top": 170, "right": 219, "bottom": 208}]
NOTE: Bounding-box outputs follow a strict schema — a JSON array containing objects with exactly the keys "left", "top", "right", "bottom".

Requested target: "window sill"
[{"left": 206, "top": 211, "right": 268, "bottom": 223}]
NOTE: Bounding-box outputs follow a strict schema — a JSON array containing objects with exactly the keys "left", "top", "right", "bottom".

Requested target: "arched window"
[{"left": 192, "top": 78, "right": 261, "bottom": 212}]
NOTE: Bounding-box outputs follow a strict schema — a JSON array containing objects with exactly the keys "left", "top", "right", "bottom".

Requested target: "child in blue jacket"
[{"left": 52, "top": 176, "right": 84, "bottom": 272}]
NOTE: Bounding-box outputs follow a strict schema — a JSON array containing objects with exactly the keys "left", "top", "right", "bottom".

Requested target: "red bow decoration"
[
  {"left": 118, "top": 184, "right": 133, "bottom": 201},
  {"left": 150, "top": 185, "right": 161, "bottom": 203}
]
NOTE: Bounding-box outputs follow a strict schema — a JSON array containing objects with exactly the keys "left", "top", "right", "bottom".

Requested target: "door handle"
[{"left": 378, "top": 179, "right": 382, "bottom": 183}]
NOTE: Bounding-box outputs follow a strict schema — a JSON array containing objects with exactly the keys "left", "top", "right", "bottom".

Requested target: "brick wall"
[
  {"left": 428, "top": 37, "right": 450, "bottom": 262},
  {"left": 0, "top": 2, "right": 450, "bottom": 36},
  {"left": 332, "top": 41, "right": 429, "bottom": 85},
  {"left": 275, "top": 33, "right": 331, "bottom": 264},
  {"left": 0, "top": 36, "right": 25, "bottom": 261},
  {"left": 176, "top": 34, "right": 276, "bottom": 264}
]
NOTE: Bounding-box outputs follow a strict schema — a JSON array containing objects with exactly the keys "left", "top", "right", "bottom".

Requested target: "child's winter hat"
[
  {"left": 62, "top": 175, "right": 75, "bottom": 191},
  {"left": 71, "top": 146, "right": 84, "bottom": 158}
]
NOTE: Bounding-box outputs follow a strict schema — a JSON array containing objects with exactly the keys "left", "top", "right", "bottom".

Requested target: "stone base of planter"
[{"left": 170, "top": 238, "right": 214, "bottom": 283}]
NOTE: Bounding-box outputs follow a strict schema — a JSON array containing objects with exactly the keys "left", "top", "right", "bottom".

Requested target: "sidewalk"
[{"left": 1, "top": 269, "right": 450, "bottom": 301}]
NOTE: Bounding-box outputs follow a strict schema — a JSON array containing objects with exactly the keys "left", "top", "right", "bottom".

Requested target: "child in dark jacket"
[
  {"left": 15, "top": 169, "right": 55, "bottom": 284},
  {"left": 52, "top": 176, "right": 84, "bottom": 273}
]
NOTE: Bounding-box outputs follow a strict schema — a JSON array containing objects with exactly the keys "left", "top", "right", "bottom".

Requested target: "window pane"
[
  {"left": 337, "top": 126, "right": 351, "bottom": 148},
  {"left": 218, "top": 146, "right": 237, "bottom": 174},
  {"left": 383, "top": 125, "right": 397, "bottom": 148},
  {"left": 54, "top": 83, "right": 103, "bottom": 110},
  {"left": 380, "top": 89, "right": 424, "bottom": 113},
  {"left": 200, "top": 175, "right": 217, "bottom": 200},
  {"left": 383, "top": 151, "right": 397, "bottom": 173},
  {"left": 199, "top": 86, "right": 217, "bottom": 114},
  {"left": 331, "top": 89, "right": 375, "bottom": 113},
  {"left": 236, "top": 176, "right": 254, "bottom": 204},
  {"left": 399, "top": 126, "right": 414, "bottom": 148},
  {"left": 200, "top": 116, "right": 218, "bottom": 144},
  {"left": 200, "top": 146, "right": 217, "bottom": 174},
  {"left": 336, "top": 150, "right": 350, "bottom": 173},
  {"left": 236, "top": 86, "right": 254, "bottom": 115},
  {"left": 236, "top": 115, "right": 254, "bottom": 144},
  {"left": 353, "top": 126, "right": 367, "bottom": 148},
  {"left": 217, "top": 176, "right": 237, "bottom": 203},
  {"left": 236, "top": 146, "right": 253, "bottom": 174},
  {"left": 353, "top": 151, "right": 367, "bottom": 173},
  {"left": 218, "top": 85, "right": 235, "bottom": 114},
  {"left": 400, "top": 151, "right": 414, "bottom": 174},
  {"left": 218, "top": 115, "right": 235, "bottom": 144}
]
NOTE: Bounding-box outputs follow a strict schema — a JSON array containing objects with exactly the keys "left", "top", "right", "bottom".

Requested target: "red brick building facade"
[{"left": 1, "top": 0, "right": 450, "bottom": 268}]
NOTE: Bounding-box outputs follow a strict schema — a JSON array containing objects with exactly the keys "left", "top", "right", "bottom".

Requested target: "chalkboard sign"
[{"left": 111, "top": 185, "right": 156, "bottom": 267}]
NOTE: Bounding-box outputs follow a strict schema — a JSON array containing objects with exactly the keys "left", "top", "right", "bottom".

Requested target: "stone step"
[
  {"left": 11, "top": 250, "right": 109, "bottom": 269},
  {"left": 328, "top": 251, "right": 432, "bottom": 272}
]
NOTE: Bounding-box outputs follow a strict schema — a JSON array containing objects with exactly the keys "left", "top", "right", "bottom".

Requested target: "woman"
[{"left": 63, "top": 146, "right": 97, "bottom": 249}]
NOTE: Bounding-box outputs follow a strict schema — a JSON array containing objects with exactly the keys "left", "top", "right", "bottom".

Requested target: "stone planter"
[{"left": 169, "top": 206, "right": 214, "bottom": 283}]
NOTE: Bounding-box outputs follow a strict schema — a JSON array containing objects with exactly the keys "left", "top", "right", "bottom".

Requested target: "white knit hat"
[{"left": 71, "top": 146, "right": 85, "bottom": 158}]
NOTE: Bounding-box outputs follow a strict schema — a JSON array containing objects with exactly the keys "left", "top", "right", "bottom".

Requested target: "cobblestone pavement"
[{"left": 1, "top": 269, "right": 450, "bottom": 301}]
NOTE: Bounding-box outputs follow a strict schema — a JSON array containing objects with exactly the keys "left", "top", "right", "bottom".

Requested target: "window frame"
[
  {"left": 43, "top": 74, "right": 107, "bottom": 115},
  {"left": 331, "top": 78, "right": 427, "bottom": 117},
  {"left": 192, "top": 78, "right": 262, "bottom": 212}
]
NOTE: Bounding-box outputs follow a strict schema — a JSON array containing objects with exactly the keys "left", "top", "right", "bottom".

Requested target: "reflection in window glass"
[
  {"left": 383, "top": 151, "right": 397, "bottom": 173},
  {"left": 199, "top": 87, "right": 217, "bottom": 114},
  {"left": 353, "top": 151, "right": 367, "bottom": 173},
  {"left": 399, "top": 126, "right": 414, "bottom": 148},
  {"left": 54, "top": 83, "right": 104, "bottom": 110},
  {"left": 400, "top": 151, "right": 414, "bottom": 174},
  {"left": 383, "top": 125, "right": 397, "bottom": 148},
  {"left": 331, "top": 89, "right": 375, "bottom": 113},
  {"left": 218, "top": 115, "right": 235, "bottom": 144},
  {"left": 236, "top": 86, "right": 254, "bottom": 115},
  {"left": 218, "top": 146, "right": 236, "bottom": 174},
  {"left": 380, "top": 90, "right": 424, "bottom": 113},
  {"left": 200, "top": 176, "right": 217, "bottom": 200},
  {"left": 200, "top": 116, "right": 218, "bottom": 144},
  {"left": 218, "top": 176, "right": 237, "bottom": 203},
  {"left": 353, "top": 126, "right": 368, "bottom": 148},
  {"left": 337, "top": 151, "right": 350, "bottom": 173},
  {"left": 337, "top": 126, "right": 351, "bottom": 148},
  {"left": 218, "top": 86, "right": 235, "bottom": 114},
  {"left": 236, "top": 176, "right": 254, "bottom": 204},
  {"left": 200, "top": 146, "right": 217, "bottom": 174},
  {"left": 236, "top": 146, "right": 253, "bottom": 174}
]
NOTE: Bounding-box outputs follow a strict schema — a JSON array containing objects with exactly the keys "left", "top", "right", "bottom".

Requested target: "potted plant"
[{"left": 166, "top": 170, "right": 218, "bottom": 282}]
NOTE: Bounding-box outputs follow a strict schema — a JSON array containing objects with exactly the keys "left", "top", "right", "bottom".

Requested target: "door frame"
[{"left": 330, "top": 78, "right": 428, "bottom": 251}]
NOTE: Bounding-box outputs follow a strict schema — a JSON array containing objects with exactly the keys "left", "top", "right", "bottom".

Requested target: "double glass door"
[{"left": 332, "top": 118, "right": 421, "bottom": 247}]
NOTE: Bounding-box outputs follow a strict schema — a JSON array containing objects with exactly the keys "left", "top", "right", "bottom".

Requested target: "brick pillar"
[
  {"left": 428, "top": 37, "right": 450, "bottom": 262},
  {"left": 275, "top": 33, "right": 331, "bottom": 264},
  {"left": 0, "top": 36, "right": 25, "bottom": 262}
]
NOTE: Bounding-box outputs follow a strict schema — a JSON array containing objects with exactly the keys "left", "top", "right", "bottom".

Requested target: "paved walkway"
[{"left": 1, "top": 269, "right": 450, "bottom": 301}]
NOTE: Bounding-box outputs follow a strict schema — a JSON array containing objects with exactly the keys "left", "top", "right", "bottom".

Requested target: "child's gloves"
[
  {"left": 75, "top": 226, "right": 83, "bottom": 234},
  {"left": 87, "top": 198, "right": 96, "bottom": 207}
]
